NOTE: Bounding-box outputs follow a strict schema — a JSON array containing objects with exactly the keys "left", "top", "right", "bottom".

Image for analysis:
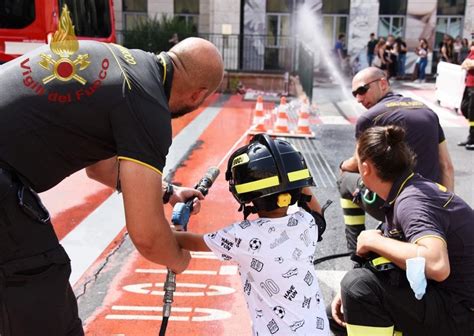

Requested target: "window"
[
  {"left": 322, "top": 0, "right": 349, "bottom": 47},
  {"left": 267, "top": 0, "right": 292, "bottom": 13},
  {"left": 265, "top": 0, "right": 292, "bottom": 70},
  {"left": 435, "top": 0, "right": 465, "bottom": 48},
  {"left": 379, "top": 0, "right": 407, "bottom": 15},
  {"left": 437, "top": 0, "right": 466, "bottom": 15},
  {"left": 123, "top": 0, "right": 147, "bottom": 30},
  {"left": 378, "top": 0, "right": 407, "bottom": 37},
  {"left": 60, "top": 0, "right": 112, "bottom": 38},
  {"left": 0, "top": 0, "right": 35, "bottom": 29},
  {"left": 435, "top": 17, "right": 463, "bottom": 48},
  {"left": 174, "top": 0, "right": 199, "bottom": 33},
  {"left": 322, "top": 0, "right": 350, "bottom": 14}
]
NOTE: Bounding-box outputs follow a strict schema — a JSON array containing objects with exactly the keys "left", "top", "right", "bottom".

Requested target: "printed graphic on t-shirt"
[{"left": 204, "top": 210, "right": 329, "bottom": 335}]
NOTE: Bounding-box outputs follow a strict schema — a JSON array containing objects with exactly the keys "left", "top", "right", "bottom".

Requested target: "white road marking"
[
  {"left": 106, "top": 306, "right": 232, "bottom": 322},
  {"left": 122, "top": 282, "right": 236, "bottom": 296}
]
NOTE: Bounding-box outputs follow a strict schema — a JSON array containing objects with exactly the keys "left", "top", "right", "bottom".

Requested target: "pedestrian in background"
[
  {"left": 395, "top": 37, "right": 407, "bottom": 77},
  {"left": 415, "top": 38, "right": 429, "bottom": 83},
  {"left": 367, "top": 33, "right": 378, "bottom": 66},
  {"left": 460, "top": 38, "right": 470, "bottom": 63},
  {"left": 453, "top": 36, "right": 463, "bottom": 64},
  {"left": 441, "top": 34, "right": 454, "bottom": 63},
  {"left": 459, "top": 42, "right": 474, "bottom": 150}
]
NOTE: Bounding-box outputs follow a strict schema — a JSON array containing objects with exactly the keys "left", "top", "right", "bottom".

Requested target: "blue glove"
[{"left": 406, "top": 256, "right": 427, "bottom": 300}]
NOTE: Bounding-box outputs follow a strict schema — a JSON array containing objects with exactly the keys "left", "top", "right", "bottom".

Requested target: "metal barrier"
[
  {"left": 200, "top": 34, "right": 297, "bottom": 72},
  {"left": 118, "top": 29, "right": 313, "bottom": 98},
  {"left": 297, "top": 43, "right": 314, "bottom": 101},
  {"left": 435, "top": 61, "right": 466, "bottom": 111}
]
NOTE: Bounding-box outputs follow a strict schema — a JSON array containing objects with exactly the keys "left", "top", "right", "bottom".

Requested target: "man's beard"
[{"left": 171, "top": 105, "right": 196, "bottom": 119}]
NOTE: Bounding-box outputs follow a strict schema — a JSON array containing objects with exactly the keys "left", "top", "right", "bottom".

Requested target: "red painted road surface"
[
  {"left": 83, "top": 95, "right": 255, "bottom": 336},
  {"left": 38, "top": 87, "right": 467, "bottom": 336}
]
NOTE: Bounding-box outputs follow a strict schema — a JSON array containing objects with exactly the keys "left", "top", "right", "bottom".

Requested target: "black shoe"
[
  {"left": 466, "top": 143, "right": 474, "bottom": 150},
  {"left": 458, "top": 139, "right": 469, "bottom": 146}
]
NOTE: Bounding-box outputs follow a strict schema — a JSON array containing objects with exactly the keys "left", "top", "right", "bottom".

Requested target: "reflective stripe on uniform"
[
  {"left": 370, "top": 256, "right": 392, "bottom": 267},
  {"left": 346, "top": 323, "right": 394, "bottom": 336},
  {"left": 340, "top": 198, "right": 361, "bottom": 209},
  {"left": 343, "top": 215, "right": 366, "bottom": 225}
]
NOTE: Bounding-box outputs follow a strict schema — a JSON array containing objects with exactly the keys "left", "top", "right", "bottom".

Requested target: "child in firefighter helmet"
[{"left": 173, "top": 134, "right": 330, "bottom": 336}]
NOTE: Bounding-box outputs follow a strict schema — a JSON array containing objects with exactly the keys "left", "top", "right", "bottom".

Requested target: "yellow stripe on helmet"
[
  {"left": 234, "top": 169, "right": 311, "bottom": 194},
  {"left": 235, "top": 176, "right": 280, "bottom": 194},
  {"left": 288, "top": 168, "right": 311, "bottom": 181}
]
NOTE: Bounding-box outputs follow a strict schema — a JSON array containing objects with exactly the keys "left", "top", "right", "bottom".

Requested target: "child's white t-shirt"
[{"left": 203, "top": 209, "right": 329, "bottom": 336}]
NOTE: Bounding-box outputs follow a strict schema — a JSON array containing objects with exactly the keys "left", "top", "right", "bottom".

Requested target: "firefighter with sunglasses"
[{"left": 338, "top": 67, "right": 454, "bottom": 253}]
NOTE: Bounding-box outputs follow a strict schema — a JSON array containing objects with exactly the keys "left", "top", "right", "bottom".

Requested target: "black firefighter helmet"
[{"left": 225, "top": 133, "right": 315, "bottom": 210}]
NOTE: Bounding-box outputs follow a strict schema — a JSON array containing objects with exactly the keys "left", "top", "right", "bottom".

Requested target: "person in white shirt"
[{"left": 174, "top": 134, "right": 330, "bottom": 336}]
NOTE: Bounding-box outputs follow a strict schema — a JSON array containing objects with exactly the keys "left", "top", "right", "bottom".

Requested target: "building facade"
[{"left": 114, "top": 0, "right": 473, "bottom": 72}]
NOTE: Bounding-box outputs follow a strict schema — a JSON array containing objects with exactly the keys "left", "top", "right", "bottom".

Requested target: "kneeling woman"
[{"left": 331, "top": 125, "right": 474, "bottom": 336}]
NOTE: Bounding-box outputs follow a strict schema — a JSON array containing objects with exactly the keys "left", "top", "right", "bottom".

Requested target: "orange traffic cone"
[
  {"left": 251, "top": 95, "right": 266, "bottom": 133},
  {"left": 296, "top": 99, "right": 314, "bottom": 136},
  {"left": 273, "top": 96, "right": 290, "bottom": 134}
]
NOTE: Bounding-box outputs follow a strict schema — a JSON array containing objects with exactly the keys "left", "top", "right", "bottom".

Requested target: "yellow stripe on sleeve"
[
  {"left": 340, "top": 198, "right": 361, "bottom": 209},
  {"left": 343, "top": 215, "right": 366, "bottom": 225},
  {"left": 117, "top": 156, "right": 163, "bottom": 175},
  {"left": 346, "top": 323, "right": 394, "bottom": 336}
]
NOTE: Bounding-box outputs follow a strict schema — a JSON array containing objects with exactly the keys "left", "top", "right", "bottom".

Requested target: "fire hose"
[{"left": 158, "top": 167, "right": 220, "bottom": 336}]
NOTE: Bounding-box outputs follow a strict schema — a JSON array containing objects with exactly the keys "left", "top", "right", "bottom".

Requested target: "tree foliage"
[{"left": 123, "top": 14, "right": 196, "bottom": 53}]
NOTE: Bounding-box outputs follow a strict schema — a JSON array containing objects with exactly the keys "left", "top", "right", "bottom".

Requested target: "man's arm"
[
  {"left": 174, "top": 231, "right": 210, "bottom": 252},
  {"left": 86, "top": 157, "right": 119, "bottom": 189},
  {"left": 461, "top": 58, "right": 474, "bottom": 70},
  {"left": 357, "top": 230, "right": 450, "bottom": 281},
  {"left": 438, "top": 141, "right": 454, "bottom": 192},
  {"left": 301, "top": 186, "right": 322, "bottom": 214},
  {"left": 86, "top": 157, "right": 204, "bottom": 212},
  {"left": 340, "top": 149, "right": 359, "bottom": 173},
  {"left": 119, "top": 159, "right": 190, "bottom": 273}
]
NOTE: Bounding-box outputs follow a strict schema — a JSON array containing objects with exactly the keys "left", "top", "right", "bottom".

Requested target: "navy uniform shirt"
[
  {"left": 383, "top": 172, "right": 474, "bottom": 304},
  {"left": 0, "top": 41, "right": 172, "bottom": 192},
  {"left": 355, "top": 93, "right": 445, "bottom": 183}
]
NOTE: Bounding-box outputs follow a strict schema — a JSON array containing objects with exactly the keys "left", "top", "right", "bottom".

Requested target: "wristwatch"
[{"left": 162, "top": 184, "right": 174, "bottom": 204}]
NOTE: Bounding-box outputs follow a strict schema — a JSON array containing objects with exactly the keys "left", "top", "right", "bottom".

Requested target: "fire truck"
[{"left": 0, "top": 0, "right": 115, "bottom": 63}]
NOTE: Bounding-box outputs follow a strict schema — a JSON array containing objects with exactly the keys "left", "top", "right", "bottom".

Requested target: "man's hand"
[
  {"left": 169, "top": 185, "right": 204, "bottom": 215},
  {"left": 171, "top": 249, "right": 192, "bottom": 274},
  {"left": 461, "top": 58, "right": 474, "bottom": 70},
  {"left": 340, "top": 155, "right": 359, "bottom": 174},
  {"left": 331, "top": 291, "right": 346, "bottom": 327},
  {"left": 356, "top": 229, "right": 383, "bottom": 256}
]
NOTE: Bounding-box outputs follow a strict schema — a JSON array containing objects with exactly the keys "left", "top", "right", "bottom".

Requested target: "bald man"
[
  {"left": 0, "top": 37, "right": 223, "bottom": 335},
  {"left": 337, "top": 67, "right": 454, "bottom": 254}
]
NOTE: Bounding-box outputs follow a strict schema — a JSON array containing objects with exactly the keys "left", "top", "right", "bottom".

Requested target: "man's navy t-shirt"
[{"left": 355, "top": 93, "right": 445, "bottom": 182}]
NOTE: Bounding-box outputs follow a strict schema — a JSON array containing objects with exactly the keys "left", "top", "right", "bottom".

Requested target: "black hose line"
[
  {"left": 313, "top": 252, "right": 352, "bottom": 265},
  {"left": 159, "top": 317, "right": 169, "bottom": 336}
]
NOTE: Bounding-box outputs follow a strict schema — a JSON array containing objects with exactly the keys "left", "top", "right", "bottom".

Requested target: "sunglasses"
[{"left": 352, "top": 78, "right": 383, "bottom": 97}]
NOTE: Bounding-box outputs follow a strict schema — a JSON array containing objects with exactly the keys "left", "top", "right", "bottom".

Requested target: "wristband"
[
  {"left": 339, "top": 160, "right": 345, "bottom": 170},
  {"left": 162, "top": 184, "right": 174, "bottom": 204}
]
